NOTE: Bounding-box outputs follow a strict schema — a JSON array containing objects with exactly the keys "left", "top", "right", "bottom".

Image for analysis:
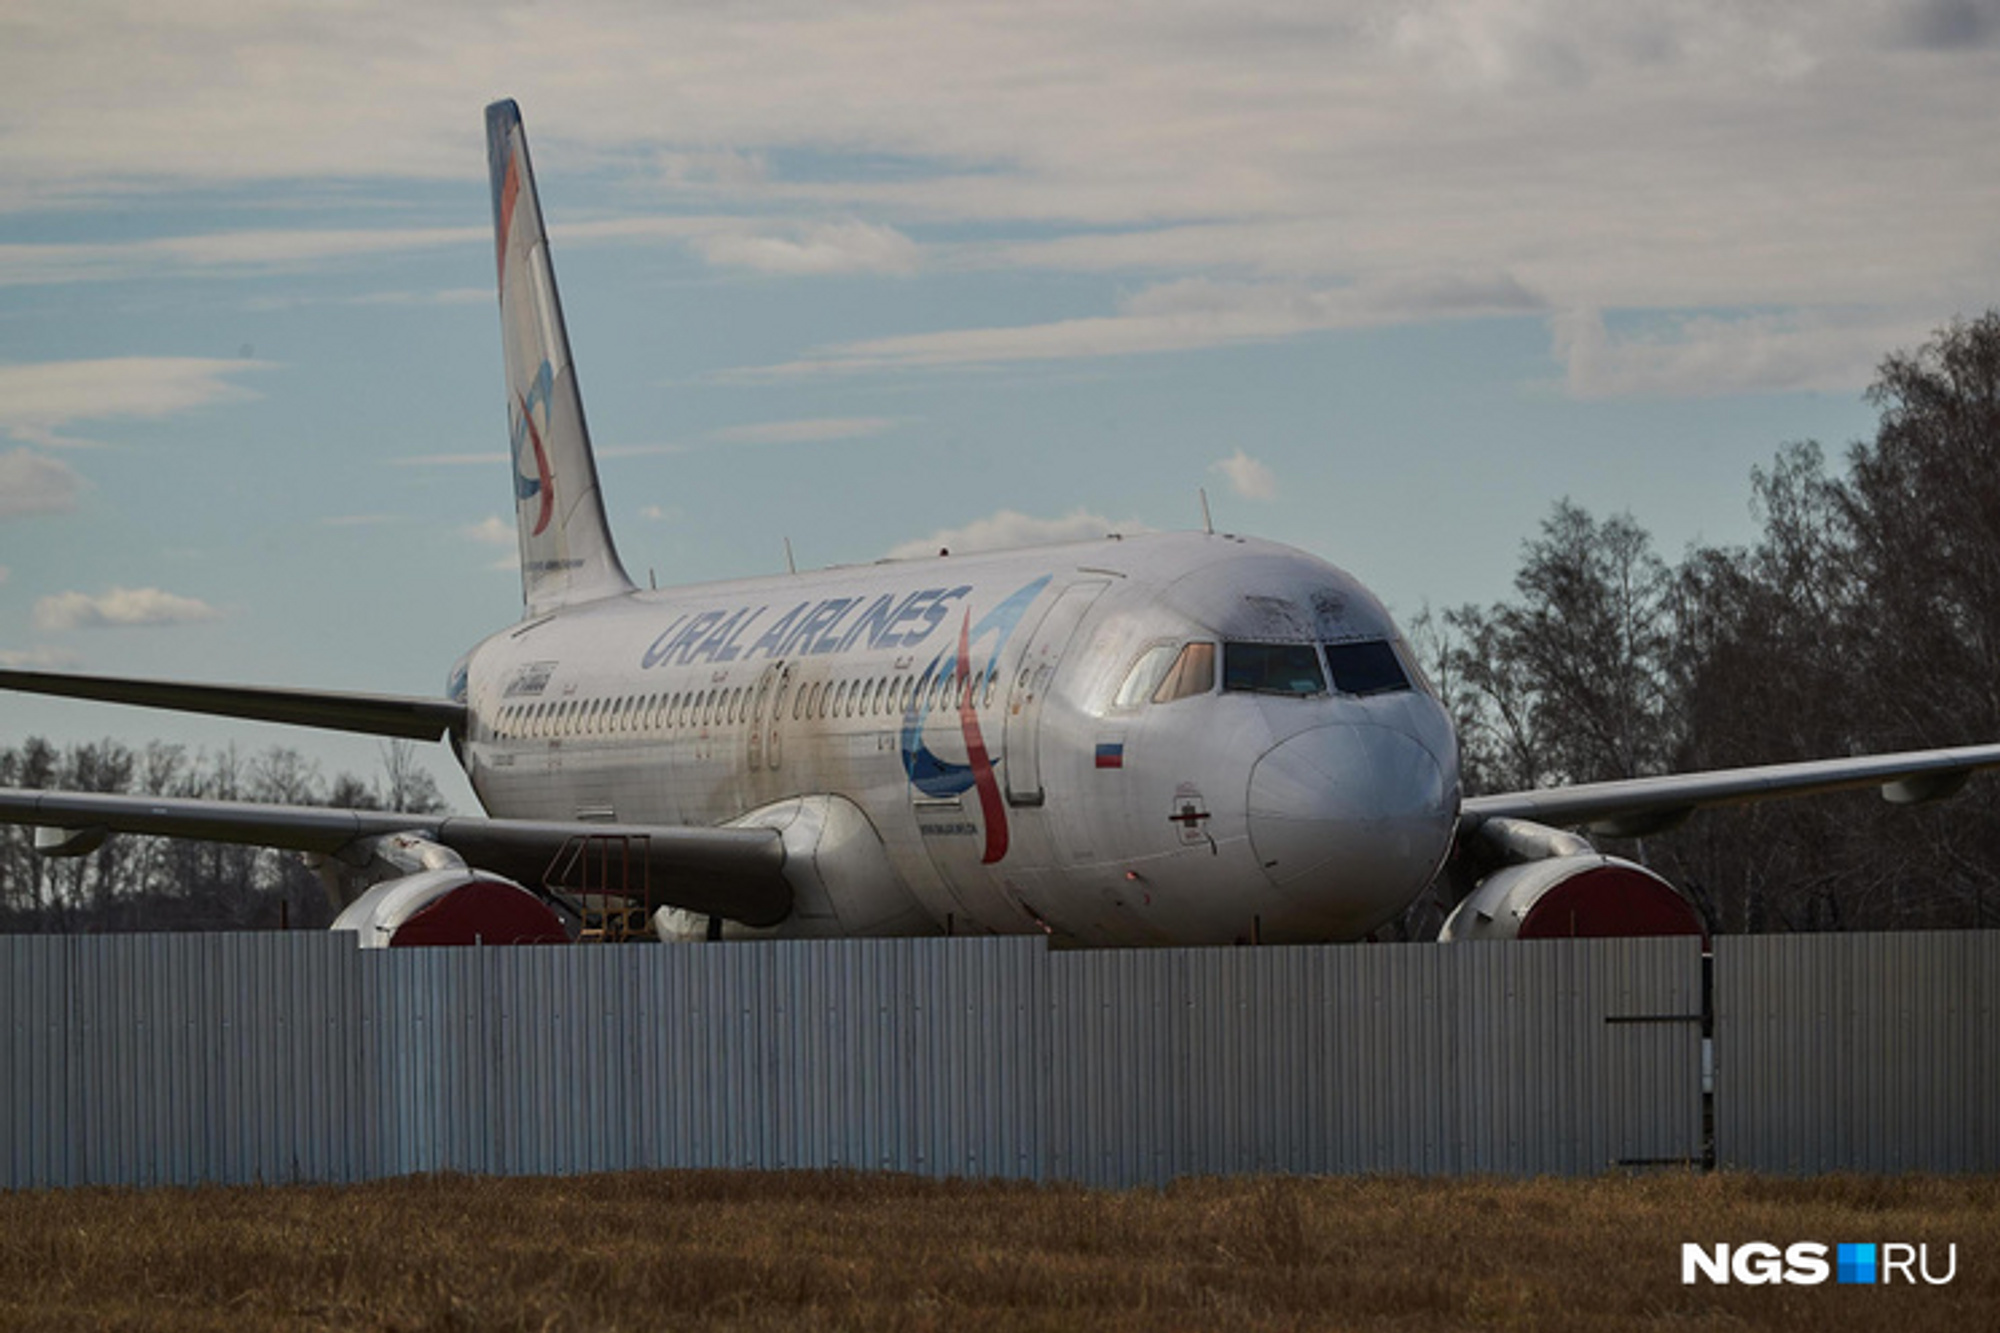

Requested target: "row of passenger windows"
[
  {"left": 1115, "top": 638, "right": 1413, "bottom": 707},
  {"left": 486, "top": 668, "right": 996, "bottom": 741}
]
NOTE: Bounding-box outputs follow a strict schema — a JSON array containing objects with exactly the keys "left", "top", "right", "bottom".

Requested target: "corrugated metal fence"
[
  {"left": 2, "top": 931, "right": 1990, "bottom": 1189},
  {"left": 1713, "top": 932, "right": 1999, "bottom": 1172}
]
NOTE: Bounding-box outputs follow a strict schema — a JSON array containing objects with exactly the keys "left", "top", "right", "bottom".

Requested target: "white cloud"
[
  {"left": 33, "top": 587, "right": 223, "bottom": 631},
  {"left": 710, "top": 417, "right": 898, "bottom": 446},
  {"left": 0, "top": 358, "right": 269, "bottom": 448},
  {"left": 1549, "top": 307, "right": 1928, "bottom": 400},
  {"left": 1211, "top": 449, "right": 1278, "bottom": 501},
  {"left": 463, "top": 516, "right": 515, "bottom": 546},
  {"left": 0, "top": 228, "right": 486, "bottom": 288},
  {"left": 885, "top": 508, "right": 1147, "bottom": 559},
  {"left": 695, "top": 221, "right": 920, "bottom": 276},
  {"left": 0, "top": 449, "right": 87, "bottom": 517},
  {"left": 596, "top": 442, "right": 694, "bottom": 459},
  {"left": 0, "top": 3, "right": 1992, "bottom": 400},
  {"left": 0, "top": 645, "right": 83, "bottom": 670},
  {"left": 392, "top": 452, "right": 501, "bottom": 467},
  {"left": 243, "top": 287, "right": 490, "bottom": 313},
  {"left": 733, "top": 275, "right": 1543, "bottom": 377}
]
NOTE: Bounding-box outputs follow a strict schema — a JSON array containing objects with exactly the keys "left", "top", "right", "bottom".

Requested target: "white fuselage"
[{"left": 454, "top": 531, "right": 1461, "bottom": 945}]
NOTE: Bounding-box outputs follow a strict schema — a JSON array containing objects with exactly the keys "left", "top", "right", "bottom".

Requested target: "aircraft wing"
[
  {"left": 0, "top": 787, "right": 791, "bottom": 926},
  {"left": 0, "top": 668, "right": 465, "bottom": 741},
  {"left": 1461, "top": 742, "right": 2000, "bottom": 838}
]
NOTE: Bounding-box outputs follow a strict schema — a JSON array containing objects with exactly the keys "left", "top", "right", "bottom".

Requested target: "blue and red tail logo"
[
  {"left": 511, "top": 362, "right": 556, "bottom": 536},
  {"left": 900, "top": 575, "right": 1050, "bottom": 863}
]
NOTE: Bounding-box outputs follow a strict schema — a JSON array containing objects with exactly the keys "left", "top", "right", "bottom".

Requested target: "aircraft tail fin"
[{"left": 485, "top": 99, "right": 635, "bottom": 617}]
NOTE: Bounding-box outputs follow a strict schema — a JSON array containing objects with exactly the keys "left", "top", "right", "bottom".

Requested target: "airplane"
[{"left": 5, "top": 99, "right": 2000, "bottom": 949}]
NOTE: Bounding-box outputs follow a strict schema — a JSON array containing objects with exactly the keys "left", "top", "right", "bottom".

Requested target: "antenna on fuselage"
[
  {"left": 1199, "top": 487, "right": 1214, "bottom": 535},
  {"left": 783, "top": 538, "right": 797, "bottom": 575}
]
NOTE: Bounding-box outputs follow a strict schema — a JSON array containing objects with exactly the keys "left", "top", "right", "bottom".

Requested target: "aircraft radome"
[{"left": 6, "top": 102, "right": 2000, "bottom": 949}]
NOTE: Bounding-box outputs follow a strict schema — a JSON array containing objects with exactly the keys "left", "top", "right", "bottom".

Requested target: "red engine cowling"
[
  {"left": 329, "top": 868, "right": 568, "bottom": 947},
  {"left": 1439, "top": 855, "right": 1707, "bottom": 942}
]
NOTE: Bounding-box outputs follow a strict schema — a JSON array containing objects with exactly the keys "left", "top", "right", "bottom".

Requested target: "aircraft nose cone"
[{"left": 1247, "top": 723, "right": 1454, "bottom": 932}]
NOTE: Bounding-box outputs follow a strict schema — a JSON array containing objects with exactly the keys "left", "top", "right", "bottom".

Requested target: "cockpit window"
[
  {"left": 1153, "top": 642, "right": 1216, "bottom": 703},
  {"left": 1223, "top": 642, "right": 1326, "bottom": 696},
  {"left": 1325, "top": 639, "right": 1412, "bottom": 696},
  {"left": 1114, "top": 646, "right": 1178, "bottom": 709}
]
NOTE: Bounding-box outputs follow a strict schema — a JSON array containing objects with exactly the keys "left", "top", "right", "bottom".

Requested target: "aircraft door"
[
  {"left": 767, "top": 663, "right": 791, "bottom": 771},
  {"left": 1002, "top": 580, "right": 1108, "bottom": 806},
  {"left": 747, "top": 661, "right": 787, "bottom": 772}
]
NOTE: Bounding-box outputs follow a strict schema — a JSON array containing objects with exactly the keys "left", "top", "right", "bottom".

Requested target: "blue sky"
[{"left": 2, "top": 2, "right": 1996, "bottom": 808}]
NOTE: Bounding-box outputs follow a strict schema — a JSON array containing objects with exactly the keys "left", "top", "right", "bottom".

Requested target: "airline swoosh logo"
[
  {"left": 953, "top": 608, "right": 1009, "bottom": 864},
  {"left": 899, "top": 574, "right": 1051, "bottom": 864},
  {"left": 513, "top": 393, "right": 555, "bottom": 536}
]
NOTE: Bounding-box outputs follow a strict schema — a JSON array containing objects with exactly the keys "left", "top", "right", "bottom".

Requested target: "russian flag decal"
[{"left": 1095, "top": 742, "right": 1125, "bottom": 769}]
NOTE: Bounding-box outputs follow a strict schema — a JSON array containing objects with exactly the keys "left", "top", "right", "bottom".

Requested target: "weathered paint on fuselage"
[{"left": 456, "top": 531, "right": 1461, "bottom": 946}]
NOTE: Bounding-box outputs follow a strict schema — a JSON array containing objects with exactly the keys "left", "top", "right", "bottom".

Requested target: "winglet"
[{"left": 485, "top": 100, "right": 635, "bottom": 616}]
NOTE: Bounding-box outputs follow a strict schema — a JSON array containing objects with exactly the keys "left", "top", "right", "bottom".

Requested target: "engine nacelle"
[
  {"left": 656, "top": 794, "right": 928, "bottom": 941},
  {"left": 329, "top": 867, "right": 568, "bottom": 947},
  {"left": 1439, "top": 854, "right": 1706, "bottom": 942}
]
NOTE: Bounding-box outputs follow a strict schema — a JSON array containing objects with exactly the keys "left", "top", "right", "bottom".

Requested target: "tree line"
[
  {"left": 1414, "top": 310, "right": 2000, "bottom": 934},
  {"left": 0, "top": 739, "right": 445, "bottom": 933}
]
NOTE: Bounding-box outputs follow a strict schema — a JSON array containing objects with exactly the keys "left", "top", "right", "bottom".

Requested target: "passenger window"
[
  {"left": 1115, "top": 646, "right": 1179, "bottom": 708},
  {"left": 1153, "top": 642, "right": 1217, "bottom": 703},
  {"left": 1223, "top": 642, "right": 1324, "bottom": 696},
  {"left": 1326, "top": 640, "right": 1411, "bottom": 696}
]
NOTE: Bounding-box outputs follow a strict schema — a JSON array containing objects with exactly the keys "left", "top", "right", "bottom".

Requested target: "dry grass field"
[{"left": 0, "top": 1170, "right": 1991, "bottom": 1331}]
